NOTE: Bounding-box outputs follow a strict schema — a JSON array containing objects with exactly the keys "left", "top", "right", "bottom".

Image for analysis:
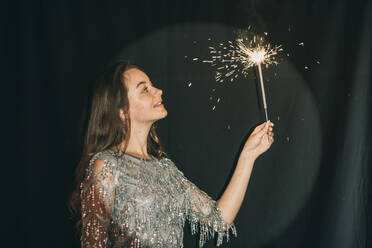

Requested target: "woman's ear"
[{"left": 119, "top": 109, "right": 126, "bottom": 121}]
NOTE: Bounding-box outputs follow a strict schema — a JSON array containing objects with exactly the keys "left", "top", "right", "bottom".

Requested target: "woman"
[{"left": 70, "top": 61, "right": 274, "bottom": 248}]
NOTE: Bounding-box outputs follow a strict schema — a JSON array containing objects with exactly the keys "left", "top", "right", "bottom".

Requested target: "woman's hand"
[{"left": 241, "top": 121, "right": 274, "bottom": 160}]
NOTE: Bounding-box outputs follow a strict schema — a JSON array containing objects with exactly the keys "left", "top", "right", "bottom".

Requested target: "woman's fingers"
[
  {"left": 253, "top": 122, "right": 266, "bottom": 133},
  {"left": 256, "top": 125, "right": 268, "bottom": 139},
  {"left": 253, "top": 121, "right": 274, "bottom": 134}
]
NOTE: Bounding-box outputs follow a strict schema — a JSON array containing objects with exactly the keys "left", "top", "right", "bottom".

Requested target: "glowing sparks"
[{"left": 202, "top": 32, "right": 282, "bottom": 83}]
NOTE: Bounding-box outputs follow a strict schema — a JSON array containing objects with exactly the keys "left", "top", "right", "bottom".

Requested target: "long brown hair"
[{"left": 69, "top": 61, "right": 166, "bottom": 229}]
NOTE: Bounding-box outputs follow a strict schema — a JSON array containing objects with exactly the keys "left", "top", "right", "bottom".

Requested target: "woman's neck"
[{"left": 119, "top": 121, "right": 152, "bottom": 158}]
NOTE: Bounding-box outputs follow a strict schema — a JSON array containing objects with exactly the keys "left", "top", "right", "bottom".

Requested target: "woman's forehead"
[{"left": 124, "top": 68, "right": 150, "bottom": 87}]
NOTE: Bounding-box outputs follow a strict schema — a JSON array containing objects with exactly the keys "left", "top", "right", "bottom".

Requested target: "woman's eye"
[{"left": 142, "top": 87, "right": 149, "bottom": 93}]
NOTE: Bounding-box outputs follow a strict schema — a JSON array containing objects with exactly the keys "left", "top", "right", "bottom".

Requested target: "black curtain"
[{"left": 5, "top": 0, "right": 371, "bottom": 247}]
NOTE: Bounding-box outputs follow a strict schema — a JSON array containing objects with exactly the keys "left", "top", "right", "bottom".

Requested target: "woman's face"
[{"left": 123, "top": 68, "right": 167, "bottom": 125}]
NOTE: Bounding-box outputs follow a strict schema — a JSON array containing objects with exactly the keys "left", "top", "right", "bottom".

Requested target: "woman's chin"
[
  {"left": 159, "top": 109, "right": 168, "bottom": 119},
  {"left": 151, "top": 110, "right": 167, "bottom": 122}
]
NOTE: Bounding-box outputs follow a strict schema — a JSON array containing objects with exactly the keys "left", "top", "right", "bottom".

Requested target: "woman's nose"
[{"left": 155, "top": 87, "right": 163, "bottom": 96}]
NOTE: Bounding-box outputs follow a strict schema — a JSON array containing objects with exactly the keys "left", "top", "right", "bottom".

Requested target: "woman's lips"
[{"left": 154, "top": 103, "right": 163, "bottom": 107}]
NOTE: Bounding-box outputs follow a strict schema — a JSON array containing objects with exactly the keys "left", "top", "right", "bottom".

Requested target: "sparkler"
[{"left": 202, "top": 32, "right": 282, "bottom": 121}]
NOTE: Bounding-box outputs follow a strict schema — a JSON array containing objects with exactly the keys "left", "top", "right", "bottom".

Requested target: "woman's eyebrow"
[{"left": 136, "top": 81, "right": 147, "bottom": 88}]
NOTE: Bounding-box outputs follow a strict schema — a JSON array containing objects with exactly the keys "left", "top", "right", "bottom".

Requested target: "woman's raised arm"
[{"left": 217, "top": 121, "right": 274, "bottom": 224}]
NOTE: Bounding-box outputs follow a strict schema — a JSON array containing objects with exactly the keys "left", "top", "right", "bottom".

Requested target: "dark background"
[{"left": 4, "top": 0, "right": 372, "bottom": 247}]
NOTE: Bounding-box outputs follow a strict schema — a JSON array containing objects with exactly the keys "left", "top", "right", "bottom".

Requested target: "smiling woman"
[{"left": 69, "top": 60, "right": 274, "bottom": 248}]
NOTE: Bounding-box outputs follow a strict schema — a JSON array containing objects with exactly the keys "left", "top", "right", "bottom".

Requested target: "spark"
[
  {"left": 316, "top": 60, "right": 320, "bottom": 64},
  {"left": 298, "top": 42, "right": 304, "bottom": 47},
  {"left": 187, "top": 82, "right": 192, "bottom": 87},
  {"left": 193, "top": 58, "right": 199, "bottom": 61},
  {"left": 202, "top": 31, "right": 282, "bottom": 83}
]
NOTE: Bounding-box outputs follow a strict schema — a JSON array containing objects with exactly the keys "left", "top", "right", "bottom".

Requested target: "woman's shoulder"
[
  {"left": 159, "top": 157, "right": 185, "bottom": 175},
  {"left": 89, "top": 149, "right": 121, "bottom": 170}
]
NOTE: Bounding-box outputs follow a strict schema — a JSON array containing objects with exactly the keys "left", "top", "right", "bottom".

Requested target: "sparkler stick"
[{"left": 257, "top": 62, "right": 268, "bottom": 121}]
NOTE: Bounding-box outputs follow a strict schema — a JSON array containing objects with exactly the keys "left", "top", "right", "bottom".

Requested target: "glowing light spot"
[
  {"left": 250, "top": 50, "right": 266, "bottom": 63},
  {"left": 187, "top": 82, "right": 192, "bottom": 87},
  {"left": 298, "top": 42, "right": 304, "bottom": 47}
]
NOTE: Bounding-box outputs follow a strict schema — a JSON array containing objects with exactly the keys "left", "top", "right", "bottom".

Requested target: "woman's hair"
[{"left": 69, "top": 60, "right": 167, "bottom": 229}]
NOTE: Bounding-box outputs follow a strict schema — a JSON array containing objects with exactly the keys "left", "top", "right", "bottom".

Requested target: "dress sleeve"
[
  {"left": 166, "top": 159, "right": 237, "bottom": 247},
  {"left": 80, "top": 154, "right": 116, "bottom": 248}
]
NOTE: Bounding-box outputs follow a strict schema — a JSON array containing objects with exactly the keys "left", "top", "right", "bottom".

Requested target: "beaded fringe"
[{"left": 188, "top": 214, "right": 237, "bottom": 247}]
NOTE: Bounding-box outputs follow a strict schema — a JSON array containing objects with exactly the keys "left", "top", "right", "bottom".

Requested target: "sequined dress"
[{"left": 80, "top": 149, "right": 236, "bottom": 247}]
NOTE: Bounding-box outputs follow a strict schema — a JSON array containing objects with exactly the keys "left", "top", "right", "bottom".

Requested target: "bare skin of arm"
[{"left": 217, "top": 121, "right": 274, "bottom": 224}]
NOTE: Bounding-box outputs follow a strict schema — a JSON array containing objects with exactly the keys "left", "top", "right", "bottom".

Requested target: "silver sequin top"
[{"left": 80, "top": 149, "right": 236, "bottom": 248}]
